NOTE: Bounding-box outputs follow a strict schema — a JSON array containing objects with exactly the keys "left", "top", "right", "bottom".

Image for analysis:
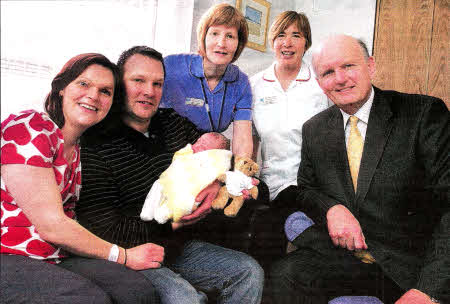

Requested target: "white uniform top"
[{"left": 251, "top": 61, "right": 329, "bottom": 200}]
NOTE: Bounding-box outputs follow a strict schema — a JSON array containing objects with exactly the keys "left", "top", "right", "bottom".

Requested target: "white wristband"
[{"left": 108, "top": 244, "right": 119, "bottom": 262}]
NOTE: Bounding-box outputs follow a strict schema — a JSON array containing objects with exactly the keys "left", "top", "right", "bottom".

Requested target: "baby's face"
[{"left": 192, "top": 133, "right": 226, "bottom": 153}]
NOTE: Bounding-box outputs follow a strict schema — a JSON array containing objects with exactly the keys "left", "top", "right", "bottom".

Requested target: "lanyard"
[{"left": 199, "top": 78, "right": 227, "bottom": 132}]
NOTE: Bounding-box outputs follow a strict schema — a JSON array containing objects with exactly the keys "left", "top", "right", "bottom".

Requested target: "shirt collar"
[
  {"left": 262, "top": 60, "right": 311, "bottom": 82},
  {"left": 189, "top": 54, "right": 238, "bottom": 82},
  {"left": 341, "top": 86, "right": 375, "bottom": 127}
]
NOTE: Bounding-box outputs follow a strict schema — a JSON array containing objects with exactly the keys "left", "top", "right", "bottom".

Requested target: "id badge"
[
  {"left": 185, "top": 97, "right": 205, "bottom": 107},
  {"left": 258, "top": 96, "right": 277, "bottom": 105}
]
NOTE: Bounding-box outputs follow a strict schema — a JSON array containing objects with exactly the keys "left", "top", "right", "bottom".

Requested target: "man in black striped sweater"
[{"left": 77, "top": 46, "right": 264, "bottom": 304}]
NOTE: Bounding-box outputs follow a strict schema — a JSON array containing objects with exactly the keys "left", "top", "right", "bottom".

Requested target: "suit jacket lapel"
[
  {"left": 356, "top": 88, "right": 393, "bottom": 205},
  {"left": 327, "top": 107, "right": 355, "bottom": 205}
]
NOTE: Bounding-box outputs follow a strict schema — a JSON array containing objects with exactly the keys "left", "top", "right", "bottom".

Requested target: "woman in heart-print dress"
[{"left": 1, "top": 53, "right": 160, "bottom": 303}]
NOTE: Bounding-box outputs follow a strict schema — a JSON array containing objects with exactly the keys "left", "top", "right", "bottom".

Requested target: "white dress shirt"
[
  {"left": 341, "top": 87, "right": 375, "bottom": 146},
  {"left": 251, "top": 61, "right": 329, "bottom": 200}
]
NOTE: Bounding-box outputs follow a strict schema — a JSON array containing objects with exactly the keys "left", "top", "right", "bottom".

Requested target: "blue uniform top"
[{"left": 160, "top": 54, "right": 252, "bottom": 132}]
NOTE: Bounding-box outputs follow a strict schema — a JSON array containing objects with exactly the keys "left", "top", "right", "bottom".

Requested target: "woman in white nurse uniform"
[{"left": 250, "top": 10, "right": 329, "bottom": 269}]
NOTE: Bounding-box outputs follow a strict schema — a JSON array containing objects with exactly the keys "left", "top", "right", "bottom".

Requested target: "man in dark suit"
[{"left": 270, "top": 34, "right": 448, "bottom": 304}]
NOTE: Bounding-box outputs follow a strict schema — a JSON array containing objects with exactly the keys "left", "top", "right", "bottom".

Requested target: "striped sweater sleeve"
[
  {"left": 77, "top": 143, "right": 173, "bottom": 249},
  {"left": 77, "top": 110, "right": 202, "bottom": 249}
]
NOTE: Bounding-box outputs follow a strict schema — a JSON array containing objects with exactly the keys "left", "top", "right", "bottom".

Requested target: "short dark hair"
[
  {"left": 45, "top": 53, "right": 120, "bottom": 128},
  {"left": 103, "top": 46, "right": 166, "bottom": 120},
  {"left": 117, "top": 46, "right": 165, "bottom": 78},
  {"left": 269, "top": 11, "right": 312, "bottom": 51}
]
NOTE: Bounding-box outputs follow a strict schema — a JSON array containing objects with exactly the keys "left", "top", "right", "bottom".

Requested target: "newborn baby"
[{"left": 140, "top": 133, "right": 232, "bottom": 224}]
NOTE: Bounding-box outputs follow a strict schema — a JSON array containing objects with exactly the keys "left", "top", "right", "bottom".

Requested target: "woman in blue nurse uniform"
[{"left": 160, "top": 3, "right": 252, "bottom": 158}]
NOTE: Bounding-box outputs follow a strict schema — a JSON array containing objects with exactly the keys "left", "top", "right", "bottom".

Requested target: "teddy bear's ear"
[{"left": 233, "top": 156, "right": 242, "bottom": 168}]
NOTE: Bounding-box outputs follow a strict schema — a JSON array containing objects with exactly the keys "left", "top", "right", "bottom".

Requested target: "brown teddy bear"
[{"left": 211, "top": 156, "right": 259, "bottom": 217}]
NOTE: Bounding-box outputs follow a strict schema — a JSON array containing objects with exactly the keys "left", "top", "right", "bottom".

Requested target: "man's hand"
[
  {"left": 180, "top": 180, "right": 221, "bottom": 221},
  {"left": 126, "top": 243, "right": 164, "bottom": 270},
  {"left": 395, "top": 289, "right": 437, "bottom": 304},
  {"left": 171, "top": 211, "right": 209, "bottom": 230},
  {"left": 326, "top": 204, "right": 367, "bottom": 250}
]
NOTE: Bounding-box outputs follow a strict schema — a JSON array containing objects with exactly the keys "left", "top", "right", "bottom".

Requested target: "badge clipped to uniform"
[
  {"left": 185, "top": 97, "right": 205, "bottom": 107},
  {"left": 259, "top": 96, "right": 277, "bottom": 105}
]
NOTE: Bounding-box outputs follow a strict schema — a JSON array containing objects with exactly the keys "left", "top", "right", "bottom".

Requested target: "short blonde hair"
[
  {"left": 197, "top": 3, "right": 248, "bottom": 63},
  {"left": 268, "top": 11, "right": 312, "bottom": 51}
]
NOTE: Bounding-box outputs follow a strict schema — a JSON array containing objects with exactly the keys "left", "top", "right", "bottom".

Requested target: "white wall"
[
  {"left": 1, "top": 0, "right": 156, "bottom": 121},
  {"left": 155, "top": 0, "right": 195, "bottom": 57},
  {"left": 1, "top": 0, "right": 376, "bottom": 121},
  {"left": 296, "top": 0, "right": 376, "bottom": 64}
]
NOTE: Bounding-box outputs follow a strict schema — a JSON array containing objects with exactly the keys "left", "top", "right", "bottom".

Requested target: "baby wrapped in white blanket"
[{"left": 140, "top": 133, "right": 231, "bottom": 223}]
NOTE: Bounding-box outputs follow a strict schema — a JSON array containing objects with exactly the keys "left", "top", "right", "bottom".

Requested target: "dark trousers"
[
  {"left": 250, "top": 185, "right": 300, "bottom": 270},
  {"left": 181, "top": 179, "right": 272, "bottom": 252},
  {"left": 248, "top": 185, "right": 302, "bottom": 304},
  {"left": 193, "top": 185, "right": 298, "bottom": 262},
  {"left": 269, "top": 226, "right": 404, "bottom": 304},
  {"left": 190, "top": 184, "right": 299, "bottom": 304},
  {"left": 1, "top": 254, "right": 160, "bottom": 304}
]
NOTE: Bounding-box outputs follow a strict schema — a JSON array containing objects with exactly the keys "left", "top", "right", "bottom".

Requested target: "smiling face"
[
  {"left": 122, "top": 54, "right": 164, "bottom": 129},
  {"left": 59, "top": 64, "right": 114, "bottom": 132},
  {"left": 204, "top": 24, "right": 239, "bottom": 69},
  {"left": 273, "top": 23, "right": 306, "bottom": 69},
  {"left": 314, "top": 36, "right": 375, "bottom": 114}
]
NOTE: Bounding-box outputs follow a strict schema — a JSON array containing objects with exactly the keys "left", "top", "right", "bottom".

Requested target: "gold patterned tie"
[
  {"left": 347, "top": 116, "right": 376, "bottom": 264},
  {"left": 347, "top": 116, "right": 363, "bottom": 191}
]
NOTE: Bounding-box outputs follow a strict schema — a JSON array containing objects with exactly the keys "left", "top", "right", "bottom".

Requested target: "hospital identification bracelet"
[{"left": 108, "top": 244, "right": 119, "bottom": 262}]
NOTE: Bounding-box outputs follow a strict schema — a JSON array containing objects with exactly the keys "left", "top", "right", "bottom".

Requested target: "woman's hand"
[
  {"left": 125, "top": 243, "right": 165, "bottom": 270},
  {"left": 2, "top": 165, "right": 145, "bottom": 263},
  {"left": 241, "top": 178, "right": 259, "bottom": 200}
]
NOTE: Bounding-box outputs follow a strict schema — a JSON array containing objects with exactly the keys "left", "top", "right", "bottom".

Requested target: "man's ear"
[
  {"left": 367, "top": 56, "right": 376, "bottom": 80},
  {"left": 315, "top": 76, "right": 326, "bottom": 94}
]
